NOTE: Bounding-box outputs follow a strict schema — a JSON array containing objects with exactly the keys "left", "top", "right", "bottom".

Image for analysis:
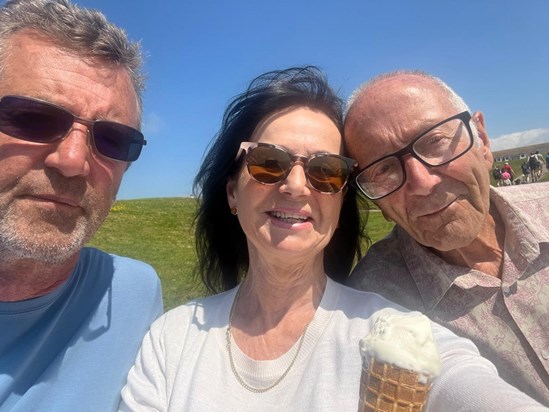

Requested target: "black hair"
[{"left": 193, "top": 66, "right": 365, "bottom": 294}]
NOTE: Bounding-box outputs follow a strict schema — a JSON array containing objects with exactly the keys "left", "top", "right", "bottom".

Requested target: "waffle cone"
[{"left": 358, "top": 357, "right": 432, "bottom": 412}]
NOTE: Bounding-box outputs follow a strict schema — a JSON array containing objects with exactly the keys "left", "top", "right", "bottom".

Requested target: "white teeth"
[{"left": 270, "top": 211, "right": 308, "bottom": 221}]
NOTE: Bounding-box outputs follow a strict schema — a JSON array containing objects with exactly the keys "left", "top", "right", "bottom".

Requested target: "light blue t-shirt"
[{"left": 0, "top": 247, "right": 163, "bottom": 411}]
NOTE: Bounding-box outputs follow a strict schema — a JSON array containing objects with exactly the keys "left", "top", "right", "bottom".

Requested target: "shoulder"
[
  {"left": 81, "top": 247, "right": 159, "bottom": 286},
  {"left": 149, "top": 290, "right": 234, "bottom": 339},
  {"left": 79, "top": 247, "right": 162, "bottom": 313},
  {"left": 346, "top": 227, "right": 409, "bottom": 288},
  {"left": 360, "top": 226, "right": 403, "bottom": 265},
  {"left": 493, "top": 182, "right": 549, "bottom": 202},
  {"left": 346, "top": 228, "right": 428, "bottom": 310}
]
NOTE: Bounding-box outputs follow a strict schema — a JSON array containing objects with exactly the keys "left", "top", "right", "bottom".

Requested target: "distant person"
[
  {"left": 492, "top": 166, "right": 503, "bottom": 186},
  {"left": 119, "top": 67, "right": 545, "bottom": 411},
  {"left": 501, "top": 170, "right": 512, "bottom": 186},
  {"left": 344, "top": 70, "right": 549, "bottom": 405},
  {"left": 534, "top": 150, "right": 545, "bottom": 178},
  {"left": 534, "top": 150, "right": 545, "bottom": 167},
  {"left": 545, "top": 152, "right": 549, "bottom": 170},
  {"left": 529, "top": 152, "right": 543, "bottom": 182},
  {"left": 521, "top": 160, "right": 531, "bottom": 183},
  {"left": 501, "top": 162, "right": 515, "bottom": 182},
  {"left": 0, "top": 0, "right": 162, "bottom": 410}
]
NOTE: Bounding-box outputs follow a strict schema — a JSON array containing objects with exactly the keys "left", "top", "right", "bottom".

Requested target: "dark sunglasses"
[
  {"left": 237, "top": 142, "right": 357, "bottom": 194},
  {"left": 0, "top": 95, "right": 146, "bottom": 162}
]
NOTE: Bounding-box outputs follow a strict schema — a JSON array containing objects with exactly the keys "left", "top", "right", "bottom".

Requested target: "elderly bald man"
[{"left": 344, "top": 71, "right": 549, "bottom": 405}]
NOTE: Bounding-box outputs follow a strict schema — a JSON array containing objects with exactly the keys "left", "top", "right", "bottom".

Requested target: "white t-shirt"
[{"left": 120, "top": 278, "right": 546, "bottom": 411}]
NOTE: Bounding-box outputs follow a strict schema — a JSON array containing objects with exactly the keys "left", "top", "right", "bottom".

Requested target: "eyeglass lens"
[
  {"left": 245, "top": 144, "right": 353, "bottom": 193},
  {"left": 0, "top": 95, "right": 145, "bottom": 161},
  {"left": 356, "top": 115, "right": 471, "bottom": 199}
]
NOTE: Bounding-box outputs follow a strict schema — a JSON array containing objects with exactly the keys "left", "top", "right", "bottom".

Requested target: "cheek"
[
  {"left": 376, "top": 194, "right": 405, "bottom": 221},
  {"left": 232, "top": 177, "right": 272, "bottom": 217},
  {"left": 322, "top": 194, "right": 345, "bottom": 226},
  {"left": 0, "top": 161, "right": 23, "bottom": 193},
  {"left": 89, "top": 160, "right": 126, "bottom": 199},
  {"left": 0, "top": 146, "right": 51, "bottom": 195}
]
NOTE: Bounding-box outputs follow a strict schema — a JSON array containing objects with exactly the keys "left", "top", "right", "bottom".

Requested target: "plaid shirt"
[{"left": 347, "top": 183, "right": 549, "bottom": 406}]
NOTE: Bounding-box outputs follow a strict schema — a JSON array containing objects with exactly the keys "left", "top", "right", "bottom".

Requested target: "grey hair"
[
  {"left": 0, "top": 0, "right": 145, "bottom": 115},
  {"left": 346, "top": 70, "right": 470, "bottom": 116}
]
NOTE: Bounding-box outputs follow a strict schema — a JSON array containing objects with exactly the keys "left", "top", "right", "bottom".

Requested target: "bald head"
[
  {"left": 345, "top": 71, "right": 470, "bottom": 157},
  {"left": 343, "top": 70, "right": 495, "bottom": 251}
]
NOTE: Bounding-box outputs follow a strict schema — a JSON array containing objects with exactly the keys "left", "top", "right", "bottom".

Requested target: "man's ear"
[
  {"left": 472, "top": 112, "right": 489, "bottom": 147},
  {"left": 472, "top": 111, "right": 494, "bottom": 167}
]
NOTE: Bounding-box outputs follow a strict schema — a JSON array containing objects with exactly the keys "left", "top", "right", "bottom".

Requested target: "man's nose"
[
  {"left": 43, "top": 125, "right": 91, "bottom": 177},
  {"left": 401, "top": 155, "right": 438, "bottom": 196}
]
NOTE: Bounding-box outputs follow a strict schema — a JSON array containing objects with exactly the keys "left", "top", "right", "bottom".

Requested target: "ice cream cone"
[
  {"left": 358, "top": 357, "right": 431, "bottom": 412},
  {"left": 357, "top": 312, "right": 441, "bottom": 412}
]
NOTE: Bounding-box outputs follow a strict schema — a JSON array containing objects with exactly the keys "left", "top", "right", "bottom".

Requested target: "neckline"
[{"left": 224, "top": 277, "right": 339, "bottom": 392}]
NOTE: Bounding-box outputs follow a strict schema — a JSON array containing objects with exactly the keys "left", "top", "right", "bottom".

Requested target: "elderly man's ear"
[
  {"left": 472, "top": 111, "right": 494, "bottom": 165},
  {"left": 472, "top": 112, "right": 489, "bottom": 146}
]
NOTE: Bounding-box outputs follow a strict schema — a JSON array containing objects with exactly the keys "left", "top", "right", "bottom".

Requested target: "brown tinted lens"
[
  {"left": 246, "top": 145, "right": 291, "bottom": 183},
  {"left": 307, "top": 155, "right": 349, "bottom": 193}
]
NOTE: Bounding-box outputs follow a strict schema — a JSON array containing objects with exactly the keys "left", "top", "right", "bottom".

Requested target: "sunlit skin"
[
  {"left": 0, "top": 31, "right": 140, "bottom": 300},
  {"left": 226, "top": 107, "right": 345, "bottom": 359},
  {"left": 345, "top": 74, "right": 505, "bottom": 277}
]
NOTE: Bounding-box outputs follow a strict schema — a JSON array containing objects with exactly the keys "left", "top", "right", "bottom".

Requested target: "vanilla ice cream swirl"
[{"left": 360, "top": 312, "right": 441, "bottom": 382}]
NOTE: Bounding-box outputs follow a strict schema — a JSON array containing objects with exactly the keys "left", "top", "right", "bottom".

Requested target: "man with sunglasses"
[
  {"left": 343, "top": 71, "right": 549, "bottom": 405},
  {"left": 0, "top": 0, "right": 162, "bottom": 410}
]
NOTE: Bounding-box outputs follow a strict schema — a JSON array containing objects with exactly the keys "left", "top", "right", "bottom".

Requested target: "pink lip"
[{"left": 30, "top": 194, "right": 81, "bottom": 208}]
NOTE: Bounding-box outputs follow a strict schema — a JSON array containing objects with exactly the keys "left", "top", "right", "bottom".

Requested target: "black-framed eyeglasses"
[
  {"left": 237, "top": 142, "right": 357, "bottom": 194},
  {"left": 354, "top": 111, "right": 473, "bottom": 200},
  {"left": 0, "top": 95, "right": 146, "bottom": 162}
]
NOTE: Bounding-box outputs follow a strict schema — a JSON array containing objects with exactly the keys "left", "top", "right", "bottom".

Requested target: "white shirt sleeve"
[
  {"left": 428, "top": 323, "right": 547, "bottom": 411},
  {"left": 119, "top": 316, "right": 167, "bottom": 412}
]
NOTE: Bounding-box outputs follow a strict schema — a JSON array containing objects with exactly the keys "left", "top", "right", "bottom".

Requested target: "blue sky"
[{"left": 75, "top": 0, "right": 549, "bottom": 199}]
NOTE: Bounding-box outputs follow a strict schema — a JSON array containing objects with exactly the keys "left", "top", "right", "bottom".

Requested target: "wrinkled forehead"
[
  {"left": 1, "top": 30, "right": 142, "bottom": 123},
  {"left": 345, "top": 77, "right": 458, "bottom": 148}
]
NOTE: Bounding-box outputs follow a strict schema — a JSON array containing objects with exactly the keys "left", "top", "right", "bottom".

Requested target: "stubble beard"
[{"left": 0, "top": 195, "right": 112, "bottom": 265}]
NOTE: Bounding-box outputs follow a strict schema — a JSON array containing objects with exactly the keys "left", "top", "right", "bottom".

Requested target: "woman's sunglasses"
[
  {"left": 0, "top": 95, "right": 146, "bottom": 162},
  {"left": 237, "top": 142, "right": 357, "bottom": 194}
]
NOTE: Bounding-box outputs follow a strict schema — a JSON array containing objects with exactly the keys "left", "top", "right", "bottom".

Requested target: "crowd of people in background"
[{"left": 492, "top": 150, "right": 547, "bottom": 186}]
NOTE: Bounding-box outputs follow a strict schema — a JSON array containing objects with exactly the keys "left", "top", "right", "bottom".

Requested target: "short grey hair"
[
  {"left": 0, "top": 0, "right": 145, "bottom": 114},
  {"left": 346, "top": 70, "right": 470, "bottom": 115}
]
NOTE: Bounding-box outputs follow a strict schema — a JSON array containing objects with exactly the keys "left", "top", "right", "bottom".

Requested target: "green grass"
[
  {"left": 87, "top": 197, "right": 394, "bottom": 311},
  {"left": 87, "top": 198, "right": 204, "bottom": 311}
]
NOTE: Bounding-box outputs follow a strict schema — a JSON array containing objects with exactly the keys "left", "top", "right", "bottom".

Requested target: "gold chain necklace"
[{"left": 225, "top": 286, "right": 311, "bottom": 393}]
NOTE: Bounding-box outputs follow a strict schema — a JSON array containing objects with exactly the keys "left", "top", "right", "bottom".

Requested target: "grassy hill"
[
  {"left": 87, "top": 197, "right": 394, "bottom": 310},
  {"left": 89, "top": 172, "right": 549, "bottom": 311}
]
